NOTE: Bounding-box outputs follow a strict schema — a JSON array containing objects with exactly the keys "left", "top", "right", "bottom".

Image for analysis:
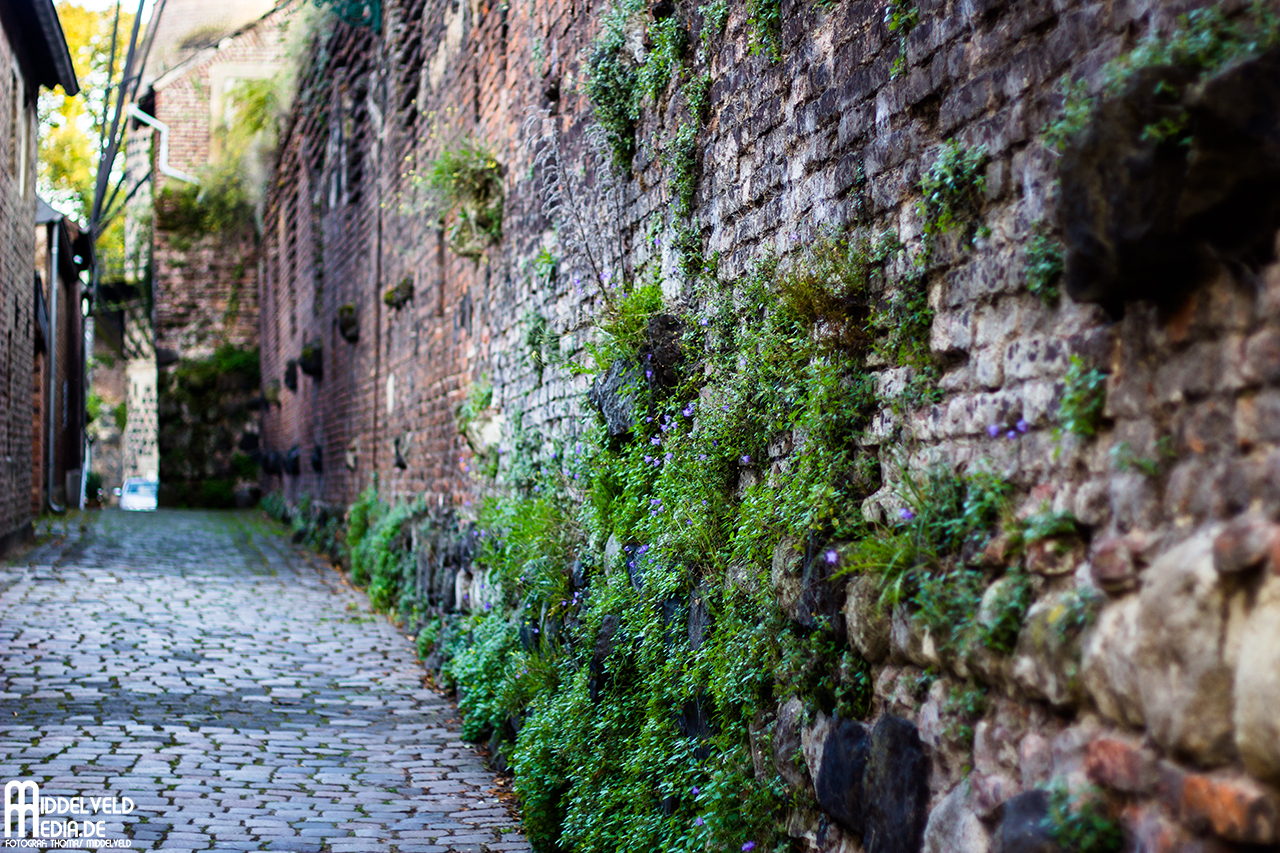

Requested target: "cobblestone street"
[{"left": 0, "top": 510, "right": 529, "bottom": 853}]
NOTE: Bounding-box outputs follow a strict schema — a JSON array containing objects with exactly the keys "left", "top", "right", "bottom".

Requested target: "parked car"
[{"left": 116, "top": 478, "right": 159, "bottom": 511}]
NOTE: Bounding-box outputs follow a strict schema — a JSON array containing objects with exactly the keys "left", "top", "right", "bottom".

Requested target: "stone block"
[
  {"left": 1011, "top": 593, "right": 1087, "bottom": 708},
  {"left": 1084, "top": 735, "right": 1159, "bottom": 794},
  {"left": 1090, "top": 536, "right": 1137, "bottom": 594},
  {"left": 1082, "top": 594, "right": 1146, "bottom": 728},
  {"left": 1135, "top": 530, "right": 1237, "bottom": 766},
  {"left": 1213, "top": 513, "right": 1278, "bottom": 575},
  {"left": 1243, "top": 325, "right": 1280, "bottom": 385},
  {"left": 774, "top": 696, "right": 811, "bottom": 790},
  {"left": 1234, "top": 574, "right": 1280, "bottom": 785},
  {"left": 843, "top": 573, "right": 890, "bottom": 663},
  {"left": 1175, "top": 770, "right": 1280, "bottom": 845},
  {"left": 922, "top": 783, "right": 990, "bottom": 853}
]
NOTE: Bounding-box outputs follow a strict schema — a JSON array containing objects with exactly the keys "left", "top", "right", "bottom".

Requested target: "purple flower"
[
  {"left": 741, "top": 455, "right": 751, "bottom": 465},
  {"left": 987, "top": 424, "right": 1000, "bottom": 438},
  {"left": 683, "top": 405, "right": 695, "bottom": 417},
  {"left": 1016, "top": 419, "right": 1029, "bottom": 433},
  {"left": 484, "top": 601, "right": 492, "bottom": 610},
  {"left": 692, "top": 787, "right": 699, "bottom": 795},
  {"left": 1006, "top": 430, "right": 1017, "bottom": 440},
  {"left": 694, "top": 817, "right": 703, "bottom": 826},
  {"left": 646, "top": 369, "right": 654, "bottom": 379},
  {"left": 899, "top": 508, "right": 916, "bottom": 521},
  {"left": 825, "top": 550, "right": 838, "bottom": 565},
  {"left": 644, "top": 455, "right": 653, "bottom": 463},
  {"left": 743, "top": 844, "right": 756, "bottom": 852},
  {"left": 699, "top": 317, "right": 709, "bottom": 327},
  {"left": 664, "top": 452, "right": 673, "bottom": 461},
  {"left": 651, "top": 436, "right": 662, "bottom": 446}
]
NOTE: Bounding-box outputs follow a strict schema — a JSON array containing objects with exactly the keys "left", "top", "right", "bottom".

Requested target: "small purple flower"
[
  {"left": 683, "top": 404, "right": 695, "bottom": 417},
  {"left": 825, "top": 550, "right": 838, "bottom": 565},
  {"left": 699, "top": 317, "right": 709, "bottom": 327},
  {"left": 665, "top": 452, "right": 673, "bottom": 461},
  {"left": 1006, "top": 430, "right": 1017, "bottom": 440},
  {"left": 651, "top": 436, "right": 662, "bottom": 446},
  {"left": 694, "top": 817, "right": 703, "bottom": 827},
  {"left": 691, "top": 787, "right": 699, "bottom": 795},
  {"left": 644, "top": 455, "right": 653, "bottom": 463},
  {"left": 484, "top": 601, "right": 492, "bottom": 610},
  {"left": 987, "top": 424, "right": 1000, "bottom": 438},
  {"left": 741, "top": 455, "right": 751, "bottom": 465},
  {"left": 743, "top": 844, "right": 756, "bottom": 852},
  {"left": 646, "top": 369, "right": 654, "bottom": 379},
  {"left": 899, "top": 508, "right": 916, "bottom": 521},
  {"left": 1016, "top": 419, "right": 1029, "bottom": 433}
]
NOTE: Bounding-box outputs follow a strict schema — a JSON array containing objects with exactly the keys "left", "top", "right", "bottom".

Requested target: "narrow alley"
[{"left": 0, "top": 510, "right": 529, "bottom": 853}]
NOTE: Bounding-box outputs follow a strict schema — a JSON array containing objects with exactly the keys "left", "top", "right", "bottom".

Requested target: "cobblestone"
[{"left": 0, "top": 510, "right": 530, "bottom": 852}]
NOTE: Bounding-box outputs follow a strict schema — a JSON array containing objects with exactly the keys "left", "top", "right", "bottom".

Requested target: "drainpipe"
[
  {"left": 47, "top": 223, "right": 64, "bottom": 514},
  {"left": 125, "top": 104, "right": 201, "bottom": 184}
]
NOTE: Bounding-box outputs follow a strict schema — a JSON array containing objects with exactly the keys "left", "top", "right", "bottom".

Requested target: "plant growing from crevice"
[
  {"left": 1055, "top": 355, "right": 1107, "bottom": 439},
  {"left": 383, "top": 276, "right": 414, "bottom": 309},
  {"left": 1043, "top": 4, "right": 1280, "bottom": 151},
  {"left": 885, "top": 0, "right": 920, "bottom": 78},
  {"left": 1024, "top": 229, "right": 1064, "bottom": 304},
  {"left": 1045, "top": 781, "right": 1123, "bottom": 853},
  {"left": 919, "top": 140, "right": 989, "bottom": 249},
  {"left": 584, "top": 0, "right": 687, "bottom": 172},
  {"left": 425, "top": 141, "right": 504, "bottom": 259}
]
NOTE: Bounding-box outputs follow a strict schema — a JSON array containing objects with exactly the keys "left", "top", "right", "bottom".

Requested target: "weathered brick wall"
[
  {"left": 260, "top": 0, "right": 1280, "bottom": 850},
  {"left": 0, "top": 34, "right": 38, "bottom": 549}
]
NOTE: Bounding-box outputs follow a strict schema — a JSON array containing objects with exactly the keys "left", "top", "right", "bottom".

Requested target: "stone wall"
[{"left": 261, "top": 1, "right": 1280, "bottom": 851}]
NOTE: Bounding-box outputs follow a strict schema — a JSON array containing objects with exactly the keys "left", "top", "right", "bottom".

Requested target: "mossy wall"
[{"left": 262, "top": 2, "right": 1280, "bottom": 852}]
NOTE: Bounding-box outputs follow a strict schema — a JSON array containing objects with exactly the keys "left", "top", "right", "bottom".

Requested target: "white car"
[{"left": 117, "top": 478, "right": 159, "bottom": 511}]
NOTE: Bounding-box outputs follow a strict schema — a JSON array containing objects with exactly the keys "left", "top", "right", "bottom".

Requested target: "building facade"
[{"left": 0, "top": 0, "right": 77, "bottom": 551}]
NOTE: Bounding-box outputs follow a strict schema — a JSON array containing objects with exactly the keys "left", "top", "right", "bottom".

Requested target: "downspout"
[
  {"left": 47, "top": 223, "right": 64, "bottom": 514},
  {"left": 124, "top": 104, "right": 200, "bottom": 184}
]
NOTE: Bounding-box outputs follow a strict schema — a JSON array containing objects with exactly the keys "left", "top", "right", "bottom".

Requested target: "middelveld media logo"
[{"left": 4, "top": 780, "right": 135, "bottom": 847}]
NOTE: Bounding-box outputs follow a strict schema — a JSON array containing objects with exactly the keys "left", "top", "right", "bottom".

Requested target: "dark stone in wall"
[
  {"left": 284, "top": 446, "right": 301, "bottom": 476},
  {"left": 1060, "top": 47, "right": 1280, "bottom": 313},
  {"left": 997, "top": 789, "right": 1062, "bottom": 853},
  {"left": 588, "top": 359, "right": 639, "bottom": 438},
  {"left": 589, "top": 613, "right": 620, "bottom": 702},
  {"left": 862, "top": 715, "right": 930, "bottom": 853},
  {"left": 816, "top": 716, "right": 870, "bottom": 834},
  {"left": 642, "top": 314, "right": 683, "bottom": 389}
]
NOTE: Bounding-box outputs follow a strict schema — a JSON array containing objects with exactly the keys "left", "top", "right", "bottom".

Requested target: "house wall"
[{"left": 0, "top": 31, "right": 39, "bottom": 549}]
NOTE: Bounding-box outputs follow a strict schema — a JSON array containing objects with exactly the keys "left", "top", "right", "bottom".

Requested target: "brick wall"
[
  {"left": 0, "top": 29, "right": 38, "bottom": 549},
  {"left": 259, "top": 1, "right": 1280, "bottom": 849}
]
